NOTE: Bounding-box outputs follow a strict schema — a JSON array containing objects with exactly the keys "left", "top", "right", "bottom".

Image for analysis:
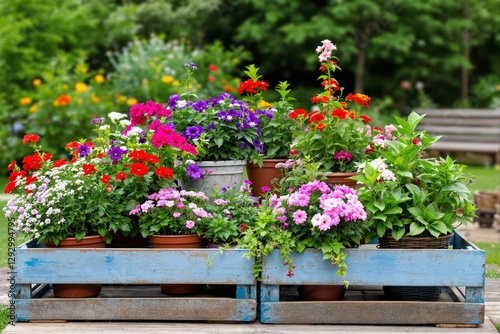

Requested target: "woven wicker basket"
[
  {"left": 378, "top": 233, "right": 453, "bottom": 301},
  {"left": 474, "top": 191, "right": 500, "bottom": 210}
]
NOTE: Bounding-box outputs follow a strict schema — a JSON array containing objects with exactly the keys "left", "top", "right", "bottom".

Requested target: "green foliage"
[
  {"left": 353, "top": 111, "right": 477, "bottom": 241},
  {"left": 204, "top": 184, "right": 259, "bottom": 244},
  {"left": 108, "top": 35, "right": 250, "bottom": 104},
  {"left": 239, "top": 65, "right": 296, "bottom": 162}
]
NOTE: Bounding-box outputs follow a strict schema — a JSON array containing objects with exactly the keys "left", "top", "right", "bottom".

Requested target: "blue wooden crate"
[
  {"left": 12, "top": 243, "right": 257, "bottom": 322},
  {"left": 260, "top": 230, "right": 485, "bottom": 325}
]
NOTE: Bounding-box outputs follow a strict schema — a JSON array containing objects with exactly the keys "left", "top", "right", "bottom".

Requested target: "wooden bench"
[{"left": 414, "top": 108, "right": 500, "bottom": 166}]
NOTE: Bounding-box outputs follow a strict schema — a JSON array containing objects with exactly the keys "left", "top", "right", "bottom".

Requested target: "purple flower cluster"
[{"left": 268, "top": 180, "right": 366, "bottom": 232}]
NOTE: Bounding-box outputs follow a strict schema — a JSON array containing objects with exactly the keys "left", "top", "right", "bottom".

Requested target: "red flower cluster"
[{"left": 237, "top": 79, "right": 269, "bottom": 95}]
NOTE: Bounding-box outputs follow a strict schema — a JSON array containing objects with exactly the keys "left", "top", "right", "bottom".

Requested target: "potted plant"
[
  {"left": 3, "top": 134, "right": 117, "bottom": 297},
  {"left": 238, "top": 65, "right": 297, "bottom": 197},
  {"left": 237, "top": 179, "right": 368, "bottom": 300},
  {"left": 130, "top": 186, "right": 213, "bottom": 295},
  {"left": 204, "top": 180, "right": 259, "bottom": 247},
  {"left": 72, "top": 105, "right": 199, "bottom": 245},
  {"left": 352, "top": 111, "right": 477, "bottom": 300},
  {"left": 286, "top": 40, "right": 373, "bottom": 186},
  {"left": 166, "top": 62, "right": 264, "bottom": 195}
]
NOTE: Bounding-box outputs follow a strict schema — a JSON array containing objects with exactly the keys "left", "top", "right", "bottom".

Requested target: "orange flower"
[
  {"left": 55, "top": 95, "right": 71, "bottom": 106},
  {"left": 20, "top": 97, "right": 32, "bottom": 105},
  {"left": 345, "top": 93, "right": 371, "bottom": 108},
  {"left": 311, "top": 95, "right": 329, "bottom": 104},
  {"left": 315, "top": 123, "right": 327, "bottom": 130},
  {"left": 32, "top": 78, "right": 42, "bottom": 86}
]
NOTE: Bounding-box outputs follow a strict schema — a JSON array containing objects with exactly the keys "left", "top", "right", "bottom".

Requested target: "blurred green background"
[{"left": 1, "top": 0, "right": 500, "bottom": 170}]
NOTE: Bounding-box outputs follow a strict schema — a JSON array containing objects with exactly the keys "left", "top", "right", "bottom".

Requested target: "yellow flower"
[
  {"left": 91, "top": 94, "right": 100, "bottom": 103},
  {"left": 258, "top": 100, "right": 273, "bottom": 108},
  {"left": 29, "top": 105, "right": 38, "bottom": 113},
  {"left": 142, "top": 79, "right": 149, "bottom": 86},
  {"left": 497, "top": 84, "right": 500, "bottom": 91},
  {"left": 115, "top": 94, "right": 127, "bottom": 104},
  {"left": 75, "top": 82, "right": 89, "bottom": 93},
  {"left": 20, "top": 97, "right": 32, "bottom": 106},
  {"left": 32, "top": 79, "right": 42, "bottom": 86},
  {"left": 126, "top": 97, "right": 138, "bottom": 106},
  {"left": 94, "top": 74, "right": 105, "bottom": 84},
  {"left": 75, "top": 64, "right": 88, "bottom": 74},
  {"left": 172, "top": 80, "right": 181, "bottom": 87},
  {"left": 161, "top": 75, "right": 174, "bottom": 84}
]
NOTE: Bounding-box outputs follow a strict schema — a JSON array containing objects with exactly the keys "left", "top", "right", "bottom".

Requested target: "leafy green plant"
[
  {"left": 239, "top": 65, "right": 297, "bottom": 162},
  {"left": 237, "top": 180, "right": 368, "bottom": 285},
  {"left": 204, "top": 182, "right": 258, "bottom": 245},
  {"left": 353, "top": 111, "right": 477, "bottom": 241},
  {"left": 287, "top": 39, "right": 373, "bottom": 173}
]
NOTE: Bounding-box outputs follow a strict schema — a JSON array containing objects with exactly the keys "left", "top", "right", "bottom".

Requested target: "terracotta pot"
[
  {"left": 246, "top": 159, "right": 287, "bottom": 197},
  {"left": 44, "top": 235, "right": 106, "bottom": 298},
  {"left": 298, "top": 284, "right": 346, "bottom": 301},
  {"left": 321, "top": 172, "right": 359, "bottom": 189},
  {"left": 150, "top": 234, "right": 204, "bottom": 295}
]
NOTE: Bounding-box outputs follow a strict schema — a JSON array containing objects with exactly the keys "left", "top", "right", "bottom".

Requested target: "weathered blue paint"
[
  {"left": 14, "top": 247, "right": 257, "bottom": 322},
  {"left": 262, "top": 248, "right": 485, "bottom": 286},
  {"left": 16, "top": 249, "right": 256, "bottom": 284},
  {"left": 259, "top": 230, "right": 486, "bottom": 325}
]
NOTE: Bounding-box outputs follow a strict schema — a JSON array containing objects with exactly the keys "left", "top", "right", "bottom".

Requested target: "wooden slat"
[
  {"left": 415, "top": 109, "right": 500, "bottom": 118},
  {"left": 15, "top": 248, "right": 255, "bottom": 284},
  {"left": 429, "top": 142, "right": 500, "bottom": 153},
  {"left": 260, "top": 301, "right": 485, "bottom": 324},
  {"left": 2, "top": 320, "right": 497, "bottom": 334},
  {"left": 420, "top": 118, "right": 500, "bottom": 127},
  {"left": 261, "top": 248, "right": 485, "bottom": 287},
  {"left": 418, "top": 125, "right": 500, "bottom": 136},
  {"left": 15, "top": 298, "right": 257, "bottom": 321}
]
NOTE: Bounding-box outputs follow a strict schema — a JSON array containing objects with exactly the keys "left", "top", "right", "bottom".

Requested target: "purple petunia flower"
[
  {"left": 77, "top": 145, "right": 90, "bottom": 158},
  {"left": 186, "top": 164, "right": 203, "bottom": 179},
  {"left": 90, "top": 117, "right": 104, "bottom": 126},
  {"left": 206, "top": 123, "right": 216, "bottom": 131},
  {"left": 167, "top": 95, "right": 181, "bottom": 109},
  {"left": 108, "top": 146, "right": 128, "bottom": 162},
  {"left": 182, "top": 126, "right": 204, "bottom": 139}
]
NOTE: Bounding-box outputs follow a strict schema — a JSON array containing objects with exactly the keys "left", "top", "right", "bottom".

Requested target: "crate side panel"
[
  {"left": 262, "top": 248, "right": 485, "bottom": 286},
  {"left": 260, "top": 301, "right": 484, "bottom": 324},
  {"left": 15, "top": 248, "right": 255, "bottom": 284},
  {"left": 15, "top": 298, "right": 257, "bottom": 322}
]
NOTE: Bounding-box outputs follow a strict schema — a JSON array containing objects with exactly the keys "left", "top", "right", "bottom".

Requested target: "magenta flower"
[{"left": 333, "top": 150, "right": 352, "bottom": 162}]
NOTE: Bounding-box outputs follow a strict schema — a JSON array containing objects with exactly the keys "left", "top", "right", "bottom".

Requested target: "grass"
[{"left": 466, "top": 165, "right": 500, "bottom": 193}]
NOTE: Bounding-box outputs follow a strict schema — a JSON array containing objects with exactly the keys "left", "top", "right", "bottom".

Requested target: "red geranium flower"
[
  {"left": 288, "top": 108, "right": 308, "bottom": 119},
  {"left": 115, "top": 171, "right": 128, "bottom": 181},
  {"left": 130, "top": 162, "right": 149, "bottom": 177},
  {"left": 82, "top": 164, "right": 97, "bottom": 175},
  {"left": 100, "top": 174, "right": 111, "bottom": 184},
  {"left": 22, "top": 134, "right": 40, "bottom": 145},
  {"left": 154, "top": 166, "right": 174, "bottom": 179},
  {"left": 7, "top": 161, "right": 16, "bottom": 171}
]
